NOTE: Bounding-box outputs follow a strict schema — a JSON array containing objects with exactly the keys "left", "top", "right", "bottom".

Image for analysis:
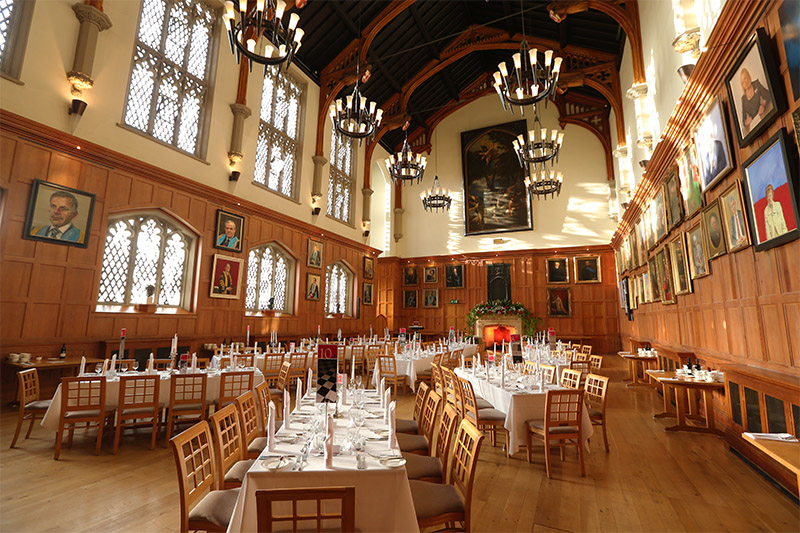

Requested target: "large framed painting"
[
  {"left": 546, "top": 257, "right": 569, "bottom": 283},
  {"left": 363, "top": 257, "right": 374, "bottom": 280},
  {"left": 210, "top": 254, "right": 244, "bottom": 299},
  {"left": 305, "top": 273, "right": 321, "bottom": 301},
  {"left": 647, "top": 256, "right": 660, "bottom": 303},
  {"left": 702, "top": 199, "right": 728, "bottom": 260},
  {"left": 423, "top": 266, "right": 438, "bottom": 284},
  {"left": 686, "top": 222, "right": 710, "bottom": 279},
  {"left": 725, "top": 29, "right": 786, "bottom": 147},
  {"left": 461, "top": 120, "right": 532, "bottom": 235},
  {"left": 214, "top": 209, "right": 244, "bottom": 253},
  {"left": 403, "top": 290, "right": 418, "bottom": 308},
  {"left": 719, "top": 181, "right": 752, "bottom": 253},
  {"left": 694, "top": 97, "right": 735, "bottom": 191},
  {"left": 445, "top": 264, "right": 464, "bottom": 288},
  {"left": 677, "top": 144, "right": 703, "bottom": 218},
  {"left": 669, "top": 234, "right": 692, "bottom": 295},
  {"left": 23, "top": 179, "right": 96, "bottom": 248},
  {"left": 547, "top": 288, "right": 571, "bottom": 317},
  {"left": 422, "top": 289, "right": 439, "bottom": 308},
  {"left": 643, "top": 271, "right": 651, "bottom": 303},
  {"left": 655, "top": 247, "right": 676, "bottom": 305},
  {"left": 651, "top": 189, "right": 668, "bottom": 246},
  {"left": 307, "top": 239, "right": 323, "bottom": 268},
  {"left": 403, "top": 266, "right": 419, "bottom": 286},
  {"left": 574, "top": 256, "right": 601, "bottom": 283},
  {"left": 741, "top": 129, "right": 799, "bottom": 252},
  {"left": 663, "top": 168, "right": 684, "bottom": 232}
]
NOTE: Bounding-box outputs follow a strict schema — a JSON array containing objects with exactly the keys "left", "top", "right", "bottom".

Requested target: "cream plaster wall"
[
  {"left": 0, "top": 0, "right": 367, "bottom": 244},
  {"left": 387, "top": 94, "right": 617, "bottom": 258}
]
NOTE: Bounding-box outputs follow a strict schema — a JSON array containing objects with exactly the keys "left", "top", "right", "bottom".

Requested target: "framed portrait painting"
[
  {"left": 686, "top": 223, "right": 710, "bottom": 279},
  {"left": 663, "top": 168, "right": 684, "bottom": 232},
  {"left": 422, "top": 289, "right": 439, "bottom": 308},
  {"left": 574, "top": 256, "right": 601, "bottom": 283},
  {"left": 305, "top": 273, "right": 321, "bottom": 301},
  {"left": 651, "top": 190, "right": 668, "bottom": 246},
  {"left": 403, "top": 266, "right": 419, "bottom": 286},
  {"left": 643, "top": 272, "right": 651, "bottom": 303},
  {"left": 547, "top": 288, "right": 571, "bottom": 317},
  {"left": 403, "top": 290, "right": 418, "bottom": 308},
  {"left": 636, "top": 219, "right": 647, "bottom": 267},
  {"left": 307, "top": 239, "right": 323, "bottom": 268},
  {"left": 445, "top": 264, "right": 464, "bottom": 288},
  {"left": 210, "top": 254, "right": 243, "bottom": 299},
  {"left": 719, "top": 182, "right": 752, "bottom": 252},
  {"left": 741, "top": 129, "right": 799, "bottom": 252},
  {"left": 546, "top": 257, "right": 569, "bottom": 283},
  {"left": 702, "top": 199, "right": 728, "bottom": 260},
  {"left": 669, "top": 234, "right": 693, "bottom": 295},
  {"left": 214, "top": 209, "right": 244, "bottom": 253},
  {"left": 23, "top": 179, "right": 96, "bottom": 248},
  {"left": 363, "top": 256, "right": 374, "bottom": 279},
  {"left": 656, "top": 247, "right": 676, "bottom": 304},
  {"left": 725, "top": 29, "right": 785, "bottom": 147},
  {"left": 647, "top": 256, "right": 660, "bottom": 303},
  {"left": 694, "top": 97, "right": 735, "bottom": 191},
  {"left": 362, "top": 282, "right": 373, "bottom": 305},
  {"left": 461, "top": 120, "right": 532, "bottom": 235},
  {"left": 677, "top": 144, "right": 704, "bottom": 218},
  {"left": 423, "top": 266, "right": 438, "bottom": 284}
]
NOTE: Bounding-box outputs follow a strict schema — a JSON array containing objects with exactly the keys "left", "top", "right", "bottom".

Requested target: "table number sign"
[
  {"left": 316, "top": 344, "right": 338, "bottom": 403},
  {"left": 398, "top": 328, "right": 406, "bottom": 342}
]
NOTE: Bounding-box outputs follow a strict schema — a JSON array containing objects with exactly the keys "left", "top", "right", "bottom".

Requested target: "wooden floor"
[{"left": 1, "top": 356, "right": 797, "bottom": 532}]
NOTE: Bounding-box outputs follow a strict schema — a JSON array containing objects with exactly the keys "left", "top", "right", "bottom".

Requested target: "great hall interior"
[{"left": 1, "top": 0, "right": 799, "bottom": 531}]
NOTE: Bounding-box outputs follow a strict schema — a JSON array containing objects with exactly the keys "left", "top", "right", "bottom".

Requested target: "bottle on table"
[{"left": 59, "top": 343, "right": 67, "bottom": 359}]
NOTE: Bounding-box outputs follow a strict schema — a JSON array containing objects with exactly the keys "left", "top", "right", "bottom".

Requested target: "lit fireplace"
[{"left": 483, "top": 325, "right": 517, "bottom": 351}]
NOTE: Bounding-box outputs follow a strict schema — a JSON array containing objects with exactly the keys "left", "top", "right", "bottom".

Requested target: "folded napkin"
[
  {"left": 191, "top": 354, "right": 197, "bottom": 372},
  {"left": 148, "top": 353, "right": 154, "bottom": 374},
  {"left": 78, "top": 356, "right": 86, "bottom": 376},
  {"left": 296, "top": 377, "right": 302, "bottom": 408},
  {"left": 324, "top": 414, "right": 335, "bottom": 468},
  {"left": 110, "top": 354, "right": 117, "bottom": 374},
  {"left": 388, "top": 401, "right": 397, "bottom": 450},
  {"left": 383, "top": 387, "right": 392, "bottom": 422},
  {"left": 307, "top": 367, "right": 313, "bottom": 390},
  {"left": 232, "top": 355, "right": 237, "bottom": 369},
  {"left": 102, "top": 358, "right": 109, "bottom": 375},
  {"left": 268, "top": 401, "right": 277, "bottom": 452},
  {"left": 379, "top": 377, "right": 386, "bottom": 408},
  {"left": 501, "top": 361, "right": 506, "bottom": 388},
  {"left": 341, "top": 374, "right": 348, "bottom": 405},
  {"left": 283, "top": 389, "right": 291, "bottom": 428},
  {"left": 461, "top": 353, "right": 465, "bottom": 369},
  {"left": 744, "top": 432, "right": 798, "bottom": 442},
  {"left": 253, "top": 341, "right": 258, "bottom": 353}
]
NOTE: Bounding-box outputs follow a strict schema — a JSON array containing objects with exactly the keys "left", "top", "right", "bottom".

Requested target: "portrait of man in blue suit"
[{"left": 30, "top": 190, "right": 83, "bottom": 242}]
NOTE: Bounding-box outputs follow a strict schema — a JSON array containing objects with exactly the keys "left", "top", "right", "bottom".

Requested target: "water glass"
[
  {"left": 120, "top": 363, "right": 128, "bottom": 373},
  {"left": 132, "top": 360, "right": 139, "bottom": 372}
]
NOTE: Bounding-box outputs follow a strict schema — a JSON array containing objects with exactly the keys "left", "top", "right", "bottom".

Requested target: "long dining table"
[
  {"left": 455, "top": 367, "right": 593, "bottom": 456},
  {"left": 226, "top": 391, "right": 419, "bottom": 532},
  {"left": 39, "top": 368, "right": 265, "bottom": 431}
]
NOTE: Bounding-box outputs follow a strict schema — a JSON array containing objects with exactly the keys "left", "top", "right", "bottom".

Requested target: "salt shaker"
[{"left": 356, "top": 452, "right": 367, "bottom": 470}]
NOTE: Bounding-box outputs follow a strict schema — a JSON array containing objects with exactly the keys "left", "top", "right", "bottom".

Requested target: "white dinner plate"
[
  {"left": 260, "top": 456, "right": 295, "bottom": 471},
  {"left": 380, "top": 457, "right": 406, "bottom": 468}
]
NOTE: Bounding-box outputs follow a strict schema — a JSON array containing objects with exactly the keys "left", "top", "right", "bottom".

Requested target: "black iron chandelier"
[
  {"left": 421, "top": 175, "right": 452, "bottom": 213},
  {"left": 493, "top": 40, "right": 562, "bottom": 113},
  {"left": 512, "top": 111, "right": 564, "bottom": 166},
  {"left": 329, "top": 72, "right": 382, "bottom": 142},
  {"left": 222, "top": 1, "right": 304, "bottom": 70},
  {"left": 525, "top": 167, "right": 563, "bottom": 199},
  {"left": 385, "top": 131, "right": 426, "bottom": 185}
]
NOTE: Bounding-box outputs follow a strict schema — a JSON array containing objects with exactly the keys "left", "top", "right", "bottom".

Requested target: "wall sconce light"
[
  {"left": 361, "top": 220, "right": 370, "bottom": 238},
  {"left": 311, "top": 194, "right": 321, "bottom": 216},
  {"left": 230, "top": 170, "right": 241, "bottom": 182},
  {"left": 638, "top": 159, "right": 649, "bottom": 170},
  {"left": 69, "top": 98, "right": 87, "bottom": 116},
  {"left": 677, "top": 64, "right": 695, "bottom": 83}
]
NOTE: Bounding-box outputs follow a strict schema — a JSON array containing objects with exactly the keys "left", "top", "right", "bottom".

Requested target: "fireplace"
[
  {"left": 474, "top": 316, "right": 523, "bottom": 350},
  {"left": 483, "top": 325, "right": 517, "bottom": 351}
]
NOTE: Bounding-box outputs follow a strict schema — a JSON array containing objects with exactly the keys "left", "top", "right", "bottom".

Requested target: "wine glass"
[
  {"left": 132, "top": 360, "right": 139, "bottom": 372},
  {"left": 95, "top": 362, "right": 103, "bottom": 374},
  {"left": 120, "top": 363, "right": 128, "bottom": 373}
]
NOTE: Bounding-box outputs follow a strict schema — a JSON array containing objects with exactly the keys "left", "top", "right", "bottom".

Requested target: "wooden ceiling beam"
[
  {"left": 330, "top": 1, "right": 360, "bottom": 39},
  {"left": 408, "top": 3, "right": 440, "bottom": 61}
]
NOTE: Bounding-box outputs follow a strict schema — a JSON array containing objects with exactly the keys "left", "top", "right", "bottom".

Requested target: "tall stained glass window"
[
  {"left": 327, "top": 130, "right": 354, "bottom": 224},
  {"left": 245, "top": 243, "right": 294, "bottom": 313}
]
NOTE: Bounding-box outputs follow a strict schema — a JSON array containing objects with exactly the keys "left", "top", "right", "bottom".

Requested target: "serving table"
[
  {"left": 742, "top": 433, "right": 800, "bottom": 488},
  {"left": 646, "top": 370, "right": 725, "bottom": 435},
  {"left": 226, "top": 393, "right": 419, "bottom": 532},
  {"left": 618, "top": 352, "right": 658, "bottom": 386}
]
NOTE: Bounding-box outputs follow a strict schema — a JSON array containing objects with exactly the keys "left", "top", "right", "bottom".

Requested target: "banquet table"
[
  {"left": 40, "top": 368, "right": 265, "bottom": 431},
  {"left": 370, "top": 353, "right": 435, "bottom": 392},
  {"left": 226, "top": 392, "right": 419, "bottom": 533},
  {"left": 455, "top": 367, "right": 593, "bottom": 456}
]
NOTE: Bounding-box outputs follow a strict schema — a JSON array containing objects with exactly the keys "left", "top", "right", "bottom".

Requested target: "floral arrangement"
[{"left": 465, "top": 300, "right": 541, "bottom": 336}]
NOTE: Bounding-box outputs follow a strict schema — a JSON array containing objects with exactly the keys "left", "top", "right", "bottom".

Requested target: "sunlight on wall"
[
  {"left": 382, "top": 167, "right": 392, "bottom": 255},
  {"left": 696, "top": 0, "right": 727, "bottom": 47},
  {"left": 446, "top": 189, "right": 465, "bottom": 255}
]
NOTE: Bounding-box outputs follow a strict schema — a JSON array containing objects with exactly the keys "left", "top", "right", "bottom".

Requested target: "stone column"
[
  {"left": 361, "top": 187, "right": 373, "bottom": 231},
  {"left": 311, "top": 155, "right": 328, "bottom": 205},
  {"left": 228, "top": 103, "right": 251, "bottom": 166},
  {"left": 67, "top": 3, "right": 112, "bottom": 95},
  {"left": 393, "top": 207, "right": 404, "bottom": 243}
]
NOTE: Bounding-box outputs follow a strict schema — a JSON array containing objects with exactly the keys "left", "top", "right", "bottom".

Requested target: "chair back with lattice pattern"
[
  {"left": 420, "top": 390, "right": 442, "bottom": 447},
  {"left": 458, "top": 377, "right": 479, "bottom": 425},
  {"left": 540, "top": 364, "right": 556, "bottom": 384},
  {"left": 61, "top": 376, "right": 106, "bottom": 415},
  {"left": 236, "top": 354, "right": 255, "bottom": 368},
  {"left": 560, "top": 368, "right": 582, "bottom": 390},
  {"left": 522, "top": 361, "right": 537, "bottom": 375},
  {"left": 169, "top": 420, "right": 217, "bottom": 532},
  {"left": 430, "top": 363, "right": 443, "bottom": 396},
  {"left": 154, "top": 359, "right": 172, "bottom": 370},
  {"left": 544, "top": 389, "right": 584, "bottom": 431},
  {"left": 589, "top": 354, "right": 603, "bottom": 372},
  {"left": 440, "top": 367, "right": 458, "bottom": 409},
  {"left": 277, "top": 361, "right": 292, "bottom": 392},
  {"left": 170, "top": 373, "right": 207, "bottom": 411},
  {"left": 366, "top": 344, "right": 381, "bottom": 371},
  {"left": 236, "top": 391, "right": 261, "bottom": 450},
  {"left": 262, "top": 353, "right": 284, "bottom": 380},
  {"left": 219, "top": 371, "right": 254, "bottom": 407},
  {"left": 350, "top": 344, "right": 365, "bottom": 366},
  {"left": 254, "top": 382, "right": 272, "bottom": 430},
  {"left": 449, "top": 348, "right": 464, "bottom": 368},
  {"left": 18, "top": 368, "right": 40, "bottom": 406},
  {"left": 581, "top": 345, "right": 592, "bottom": 356},
  {"left": 449, "top": 419, "right": 484, "bottom": 531},
  {"left": 119, "top": 375, "right": 160, "bottom": 412},
  {"left": 288, "top": 352, "right": 308, "bottom": 379},
  {"left": 255, "top": 486, "right": 355, "bottom": 533},
  {"left": 584, "top": 373, "right": 609, "bottom": 413},
  {"left": 209, "top": 403, "right": 245, "bottom": 483},
  {"left": 436, "top": 403, "right": 461, "bottom": 482},
  {"left": 413, "top": 382, "right": 430, "bottom": 422}
]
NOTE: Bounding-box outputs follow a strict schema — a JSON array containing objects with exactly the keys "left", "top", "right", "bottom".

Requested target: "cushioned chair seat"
[
  {"left": 224, "top": 459, "right": 255, "bottom": 484},
  {"left": 587, "top": 407, "right": 602, "bottom": 419},
  {"left": 395, "top": 418, "right": 418, "bottom": 434},
  {"left": 475, "top": 398, "right": 493, "bottom": 410},
  {"left": 526, "top": 420, "right": 579, "bottom": 434},
  {"left": 188, "top": 487, "right": 241, "bottom": 527},
  {"left": 477, "top": 408, "right": 506, "bottom": 421},
  {"left": 409, "top": 479, "right": 465, "bottom": 519},
  {"left": 171, "top": 403, "right": 205, "bottom": 412},
  {"left": 119, "top": 407, "right": 158, "bottom": 416},
  {"left": 402, "top": 452, "right": 442, "bottom": 480},
  {"left": 25, "top": 400, "right": 51, "bottom": 410},
  {"left": 248, "top": 436, "right": 268, "bottom": 454},
  {"left": 65, "top": 410, "right": 104, "bottom": 418},
  {"left": 269, "top": 388, "right": 282, "bottom": 397},
  {"left": 397, "top": 432, "right": 428, "bottom": 453}
]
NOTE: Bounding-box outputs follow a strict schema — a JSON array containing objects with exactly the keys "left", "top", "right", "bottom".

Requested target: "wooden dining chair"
[
  {"left": 169, "top": 420, "right": 239, "bottom": 533},
  {"left": 409, "top": 419, "right": 485, "bottom": 532},
  {"left": 539, "top": 364, "right": 557, "bottom": 384},
  {"left": 288, "top": 351, "right": 308, "bottom": 387},
  {"left": 398, "top": 389, "right": 441, "bottom": 456},
  {"left": 235, "top": 390, "right": 267, "bottom": 459},
  {"left": 217, "top": 370, "right": 254, "bottom": 409},
  {"left": 589, "top": 354, "right": 604, "bottom": 373},
  {"left": 165, "top": 373, "right": 208, "bottom": 444},
  {"left": 54, "top": 376, "right": 114, "bottom": 459},
  {"left": 277, "top": 360, "right": 292, "bottom": 395},
  {"left": 560, "top": 368, "right": 582, "bottom": 390},
  {"left": 440, "top": 367, "right": 462, "bottom": 415},
  {"left": 430, "top": 363, "right": 444, "bottom": 397},
  {"left": 525, "top": 389, "right": 586, "bottom": 478},
  {"left": 365, "top": 344, "right": 382, "bottom": 380},
  {"left": 377, "top": 355, "right": 408, "bottom": 396},
  {"left": 350, "top": 344, "right": 366, "bottom": 377},
  {"left": 522, "top": 361, "right": 537, "bottom": 375},
  {"left": 10, "top": 368, "right": 51, "bottom": 448},
  {"left": 459, "top": 377, "right": 507, "bottom": 448},
  {"left": 403, "top": 402, "right": 460, "bottom": 483},
  {"left": 584, "top": 373, "right": 610, "bottom": 452},
  {"left": 114, "top": 374, "right": 160, "bottom": 453},
  {"left": 255, "top": 486, "right": 355, "bottom": 533},
  {"left": 209, "top": 403, "right": 255, "bottom": 489},
  {"left": 396, "top": 382, "right": 430, "bottom": 435},
  {"left": 237, "top": 354, "right": 255, "bottom": 368},
  {"left": 261, "top": 353, "right": 285, "bottom": 387},
  {"left": 153, "top": 359, "right": 172, "bottom": 370},
  {"left": 581, "top": 345, "right": 593, "bottom": 356}
]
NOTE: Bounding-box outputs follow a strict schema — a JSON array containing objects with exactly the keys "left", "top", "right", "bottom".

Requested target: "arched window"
[
  {"left": 325, "top": 262, "right": 352, "bottom": 316},
  {"left": 97, "top": 212, "right": 196, "bottom": 308},
  {"left": 0, "top": 0, "right": 35, "bottom": 80},
  {"left": 245, "top": 243, "right": 295, "bottom": 313},
  {"left": 327, "top": 130, "right": 354, "bottom": 224}
]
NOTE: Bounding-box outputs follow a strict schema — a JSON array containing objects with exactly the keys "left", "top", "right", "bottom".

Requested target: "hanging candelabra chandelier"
[
  {"left": 329, "top": 64, "right": 382, "bottom": 142},
  {"left": 493, "top": 40, "right": 562, "bottom": 113},
  {"left": 421, "top": 175, "right": 452, "bottom": 213},
  {"left": 385, "top": 130, "right": 426, "bottom": 185},
  {"left": 525, "top": 166, "right": 563, "bottom": 199},
  {"left": 512, "top": 111, "right": 564, "bottom": 166},
  {"left": 222, "top": 0, "right": 304, "bottom": 70}
]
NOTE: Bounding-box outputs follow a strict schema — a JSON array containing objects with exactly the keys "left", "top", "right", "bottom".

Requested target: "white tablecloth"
[
  {"left": 455, "top": 368, "right": 593, "bottom": 455},
  {"left": 40, "top": 369, "right": 265, "bottom": 431},
  {"left": 227, "top": 394, "right": 419, "bottom": 533},
  {"left": 370, "top": 354, "right": 435, "bottom": 392},
  {"left": 213, "top": 354, "right": 267, "bottom": 370}
]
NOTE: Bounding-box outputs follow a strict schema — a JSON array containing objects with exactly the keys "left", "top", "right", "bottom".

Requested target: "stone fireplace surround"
[{"left": 474, "top": 316, "right": 523, "bottom": 348}]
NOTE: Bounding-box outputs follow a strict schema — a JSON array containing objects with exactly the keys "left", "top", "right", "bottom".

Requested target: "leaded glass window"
[
  {"left": 327, "top": 130, "right": 354, "bottom": 224},
  {"left": 0, "top": 0, "right": 17, "bottom": 64},
  {"left": 245, "top": 243, "right": 294, "bottom": 313},
  {"left": 254, "top": 67, "right": 303, "bottom": 198},
  {"left": 123, "top": 0, "right": 216, "bottom": 156},
  {"left": 0, "top": 0, "right": 33, "bottom": 78},
  {"left": 97, "top": 213, "right": 196, "bottom": 308},
  {"left": 325, "top": 262, "right": 351, "bottom": 315}
]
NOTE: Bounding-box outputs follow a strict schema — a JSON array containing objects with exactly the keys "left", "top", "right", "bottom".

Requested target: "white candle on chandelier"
[
  {"left": 247, "top": 39, "right": 256, "bottom": 53},
  {"left": 238, "top": 0, "right": 247, "bottom": 13},
  {"left": 294, "top": 28, "right": 304, "bottom": 44},
  {"left": 512, "top": 53, "right": 522, "bottom": 71},
  {"left": 256, "top": 0, "right": 264, "bottom": 12},
  {"left": 288, "top": 13, "right": 300, "bottom": 30},
  {"left": 276, "top": 0, "right": 285, "bottom": 18},
  {"left": 498, "top": 62, "right": 508, "bottom": 78},
  {"left": 278, "top": 44, "right": 286, "bottom": 57},
  {"left": 553, "top": 57, "right": 563, "bottom": 73},
  {"left": 544, "top": 50, "right": 553, "bottom": 68}
]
